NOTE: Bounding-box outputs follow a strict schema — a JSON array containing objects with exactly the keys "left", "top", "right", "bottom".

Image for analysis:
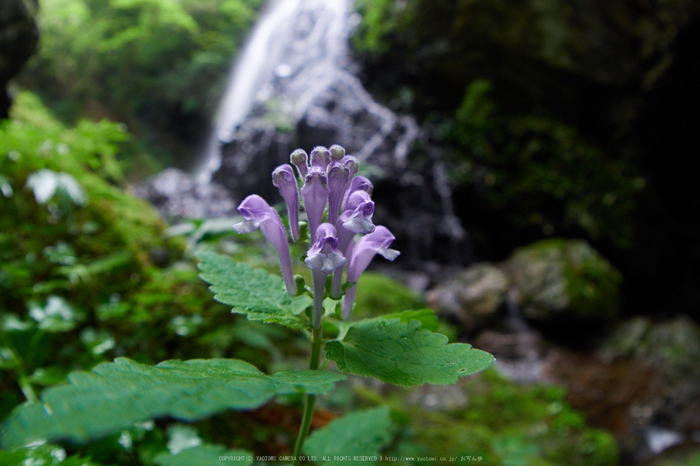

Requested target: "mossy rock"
[
  {"left": 600, "top": 315, "right": 700, "bottom": 380},
  {"left": 507, "top": 238, "right": 621, "bottom": 323}
]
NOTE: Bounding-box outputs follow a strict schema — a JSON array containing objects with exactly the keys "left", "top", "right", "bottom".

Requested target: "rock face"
[
  {"left": 507, "top": 239, "right": 621, "bottom": 324},
  {"left": 0, "top": 0, "right": 39, "bottom": 118},
  {"left": 135, "top": 168, "right": 237, "bottom": 220},
  {"left": 427, "top": 262, "right": 509, "bottom": 331}
]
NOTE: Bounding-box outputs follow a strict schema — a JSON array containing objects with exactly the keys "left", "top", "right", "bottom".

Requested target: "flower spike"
[
  {"left": 342, "top": 226, "right": 399, "bottom": 319},
  {"left": 301, "top": 166, "right": 330, "bottom": 240},
  {"left": 272, "top": 164, "right": 301, "bottom": 242},
  {"left": 233, "top": 195, "right": 297, "bottom": 296}
]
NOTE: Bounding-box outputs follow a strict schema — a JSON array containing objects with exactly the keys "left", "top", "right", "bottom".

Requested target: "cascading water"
[
  {"left": 151, "top": 0, "right": 473, "bottom": 269},
  {"left": 198, "top": 0, "right": 353, "bottom": 182}
]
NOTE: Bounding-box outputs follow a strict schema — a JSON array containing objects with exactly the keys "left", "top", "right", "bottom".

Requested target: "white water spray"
[{"left": 197, "top": 0, "right": 352, "bottom": 182}]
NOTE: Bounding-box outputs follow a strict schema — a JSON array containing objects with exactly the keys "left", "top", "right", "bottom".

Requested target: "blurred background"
[{"left": 2, "top": 0, "right": 700, "bottom": 464}]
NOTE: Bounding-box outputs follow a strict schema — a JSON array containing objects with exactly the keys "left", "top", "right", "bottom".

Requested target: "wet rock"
[
  {"left": 598, "top": 316, "right": 700, "bottom": 433},
  {"left": 0, "top": 0, "right": 39, "bottom": 118},
  {"left": 506, "top": 238, "right": 621, "bottom": 324},
  {"left": 135, "top": 168, "right": 237, "bottom": 220},
  {"left": 427, "top": 262, "right": 509, "bottom": 330},
  {"left": 543, "top": 315, "right": 700, "bottom": 462}
]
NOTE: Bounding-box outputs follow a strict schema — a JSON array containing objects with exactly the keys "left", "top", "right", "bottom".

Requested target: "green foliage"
[
  {"left": 448, "top": 79, "right": 643, "bottom": 248},
  {"left": 326, "top": 317, "right": 494, "bottom": 386},
  {"left": 154, "top": 444, "right": 253, "bottom": 466},
  {"left": 356, "top": 369, "right": 619, "bottom": 466},
  {"left": 197, "top": 251, "right": 310, "bottom": 329},
  {"left": 1, "top": 358, "right": 344, "bottom": 448},
  {"left": 304, "top": 407, "right": 393, "bottom": 465},
  {"left": 352, "top": 0, "right": 414, "bottom": 54},
  {"left": 351, "top": 272, "right": 425, "bottom": 319},
  {"left": 0, "top": 444, "right": 101, "bottom": 466},
  {"left": 20, "top": 0, "right": 265, "bottom": 174}
]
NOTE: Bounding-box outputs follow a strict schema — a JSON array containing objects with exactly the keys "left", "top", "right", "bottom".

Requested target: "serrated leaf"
[
  {"left": 1, "top": 358, "right": 344, "bottom": 449},
  {"left": 304, "top": 407, "right": 393, "bottom": 465},
  {"left": 197, "top": 251, "right": 309, "bottom": 329},
  {"left": 290, "top": 294, "right": 313, "bottom": 315},
  {"left": 325, "top": 318, "right": 494, "bottom": 386},
  {"left": 154, "top": 444, "right": 253, "bottom": 466},
  {"left": 382, "top": 309, "right": 439, "bottom": 331}
]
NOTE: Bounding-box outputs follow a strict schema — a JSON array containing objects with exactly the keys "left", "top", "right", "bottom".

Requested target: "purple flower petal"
[
  {"left": 342, "top": 226, "right": 399, "bottom": 318},
  {"left": 301, "top": 166, "right": 330, "bottom": 240},
  {"left": 272, "top": 164, "right": 301, "bottom": 242},
  {"left": 340, "top": 175, "right": 373, "bottom": 212},
  {"left": 233, "top": 195, "right": 297, "bottom": 296},
  {"left": 310, "top": 146, "right": 331, "bottom": 169},
  {"left": 326, "top": 162, "right": 351, "bottom": 225}
]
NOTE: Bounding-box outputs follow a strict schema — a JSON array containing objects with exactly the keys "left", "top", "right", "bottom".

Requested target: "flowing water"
[{"left": 197, "top": 0, "right": 353, "bottom": 182}]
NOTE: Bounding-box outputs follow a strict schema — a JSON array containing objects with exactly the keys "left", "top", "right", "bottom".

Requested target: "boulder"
[
  {"left": 135, "top": 168, "right": 237, "bottom": 220},
  {"left": 507, "top": 238, "right": 621, "bottom": 324},
  {"left": 427, "top": 262, "right": 509, "bottom": 330}
]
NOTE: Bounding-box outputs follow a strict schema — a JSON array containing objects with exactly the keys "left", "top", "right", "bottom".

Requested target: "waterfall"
[
  {"left": 197, "top": 0, "right": 353, "bottom": 182},
  {"left": 184, "top": 0, "right": 472, "bottom": 268}
]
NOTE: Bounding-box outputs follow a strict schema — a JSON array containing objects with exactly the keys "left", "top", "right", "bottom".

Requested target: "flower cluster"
[{"left": 233, "top": 145, "right": 399, "bottom": 327}]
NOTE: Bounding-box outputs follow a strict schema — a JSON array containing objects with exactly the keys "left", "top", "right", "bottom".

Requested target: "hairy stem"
[{"left": 293, "top": 326, "right": 323, "bottom": 465}]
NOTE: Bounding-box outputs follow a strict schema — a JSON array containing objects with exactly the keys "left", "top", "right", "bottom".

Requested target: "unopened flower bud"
[
  {"left": 290, "top": 148, "right": 308, "bottom": 178},
  {"left": 310, "top": 146, "right": 331, "bottom": 169},
  {"left": 329, "top": 144, "right": 345, "bottom": 161},
  {"left": 272, "top": 164, "right": 300, "bottom": 242}
]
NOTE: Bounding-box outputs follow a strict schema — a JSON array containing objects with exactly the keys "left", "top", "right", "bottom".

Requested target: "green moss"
[
  {"left": 351, "top": 272, "right": 425, "bottom": 319},
  {"left": 355, "top": 368, "right": 619, "bottom": 466}
]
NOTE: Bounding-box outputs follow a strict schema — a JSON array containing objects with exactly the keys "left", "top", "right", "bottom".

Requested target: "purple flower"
[
  {"left": 301, "top": 166, "right": 330, "bottom": 240},
  {"left": 309, "top": 146, "right": 331, "bottom": 169},
  {"left": 326, "top": 162, "right": 351, "bottom": 225},
  {"left": 290, "top": 148, "right": 308, "bottom": 178},
  {"left": 233, "top": 195, "right": 297, "bottom": 296},
  {"left": 330, "top": 191, "right": 376, "bottom": 298},
  {"left": 304, "top": 223, "right": 347, "bottom": 328},
  {"left": 342, "top": 226, "right": 399, "bottom": 319},
  {"left": 341, "top": 155, "right": 359, "bottom": 178},
  {"left": 272, "top": 164, "right": 301, "bottom": 242},
  {"left": 304, "top": 223, "right": 347, "bottom": 275},
  {"left": 340, "top": 175, "right": 373, "bottom": 212}
]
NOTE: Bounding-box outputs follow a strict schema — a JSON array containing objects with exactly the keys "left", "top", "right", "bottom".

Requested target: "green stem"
[{"left": 293, "top": 326, "right": 323, "bottom": 465}]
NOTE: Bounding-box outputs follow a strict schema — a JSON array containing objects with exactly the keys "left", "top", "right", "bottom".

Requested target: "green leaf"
[
  {"left": 154, "top": 444, "right": 253, "bottom": 466},
  {"left": 1, "top": 358, "right": 344, "bottom": 449},
  {"left": 197, "top": 251, "right": 309, "bottom": 329},
  {"left": 0, "top": 444, "right": 100, "bottom": 466},
  {"left": 382, "top": 309, "right": 439, "bottom": 331},
  {"left": 325, "top": 318, "right": 494, "bottom": 386},
  {"left": 304, "top": 407, "right": 393, "bottom": 465}
]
